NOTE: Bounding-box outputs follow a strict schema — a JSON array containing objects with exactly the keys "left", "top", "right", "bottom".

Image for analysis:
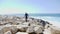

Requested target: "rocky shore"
[{"left": 0, "top": 15, "right": 60, "bottom": 34}]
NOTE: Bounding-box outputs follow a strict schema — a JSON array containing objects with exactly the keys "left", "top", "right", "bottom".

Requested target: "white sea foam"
[
  {"left": 30, "top": 16, "right": 60, "bottom": 28},
  {"left": 32, "top": 16, "right": 60, "bottom": 34}
]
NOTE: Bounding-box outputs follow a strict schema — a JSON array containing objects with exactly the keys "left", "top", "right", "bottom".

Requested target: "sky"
[{"left": 0, "top": 0, "right": 60, "bottom": 14}]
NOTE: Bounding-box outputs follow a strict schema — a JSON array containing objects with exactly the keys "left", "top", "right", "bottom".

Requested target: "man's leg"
[{"left": 26, "top": 17, "right": 28, "bottom": 22}]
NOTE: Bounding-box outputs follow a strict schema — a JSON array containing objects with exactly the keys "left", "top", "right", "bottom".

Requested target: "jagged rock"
[
  {"left": 1, "top": 27, "right": 11, "bottom": 34},
  {"left": 4, "top": 31, "right": 12, "bottom": 34},
  {"left": 0, "top": 15, "right": 60, "bottom": 34},
  {"left": 34, "top": 26, "right": 43, "bottom": 33},
  {"left": 27, "top": 25, "right": 44, "bottom": 34},
  {"left": 10, "top": 26, "right": 17, "bottom": 34},
  {"left": 17, "top": 22, "right": 29, "bottom": 32},
  {"left": 16, "top": 32, "right": 28, "bottom": 34},
  {"left": 50, "top": 27, "right": 60, "bottom": 34},
  {"left": 26, "top": 26, "right": 34, "bottom": 33},
  {"left": 0, "top": 30, "right": 4, "bottom": 34}
]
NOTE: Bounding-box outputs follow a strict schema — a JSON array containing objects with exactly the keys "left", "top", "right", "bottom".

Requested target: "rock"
[
  {"left": 50, "top": 27, "right": 60, "bottom": 34},
  {"left": 3, "top": 27, "right": 11, "bottom": 32},
  {"left": 0, "top": 15, "right": 59, "bottom": 34},
  {"left": 17, "top": 25, "right": 28, "bottom": 32},
  {"left": 34, "top": 26, "right": 43, "bottom": 33},
  {"left": 4, "top": 31, "right": 12, "bottom": 34},
  {"left": 27, "top": 25, "right": 44, "bottom": 34},
  {"left": 10, "top": 26, "right": 17, "bottom": 34},
  {"left": 28, "top": 32, "right": 36, "bottom": 34},
  {"left": 16, "top": 32, "right": 28, "bottom": 34},
  {"left": 26, "top": 26, "right": 34, "bottom": 33},
  {"left": 1, "top": 27, "right": 11, "bottom": 34},
  {"left": 0, "top": 30, "right": 4, "bottom": 34}
]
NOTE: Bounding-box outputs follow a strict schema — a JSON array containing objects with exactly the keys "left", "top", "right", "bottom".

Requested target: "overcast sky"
[{"left": 0, "top": 0, "right": 60, "bottom": 14}]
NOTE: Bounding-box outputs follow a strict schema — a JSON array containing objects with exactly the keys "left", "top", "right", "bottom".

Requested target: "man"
[{"left": 25, "top": 13, "right": 28, "bottom": 22}]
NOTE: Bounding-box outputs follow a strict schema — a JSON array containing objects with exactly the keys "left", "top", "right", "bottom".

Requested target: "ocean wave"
[{"left": 30, "top": 16, "right": 60, "bottom": 28}]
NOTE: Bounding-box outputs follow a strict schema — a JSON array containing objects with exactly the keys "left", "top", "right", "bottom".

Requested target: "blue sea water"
[
  {"left": 29, "top": 14, "right": 60, "bottom": 17},
  {"left": 11, "top": 14, "right": 60, "bottom": 22},
  {"left": 29, "top": 14, "right": 60, "bottom": 27},
  {"left": 6, "top": 14, "right": 60, "bottom": 27},
  {"left": 7, "top": 14, "right": 60, "bottom": 22},
  {"left": 31, "top": 16, "right": 60, "bottom": 22}
]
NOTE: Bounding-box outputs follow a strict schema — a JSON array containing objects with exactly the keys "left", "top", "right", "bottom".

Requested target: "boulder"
[
  {"left": 16, "top": 32, "right": 28, "bottom": 34},
  {"left": 10, "top": 26, "right": 17, "bottom": 34},
  {"left": 50, "top": 27, "right": 60, "bottom": 34},
  {"left": 27, "top": 25, "right": 44, "bottom": 34},
  {"left": 34, "top": 26, "right": 43, "bottom": 33},
  {"left": 1, "top": 27, "right": 11, "bottom": 34},
  {"left": 3, "top": 27, "right": 11, "bottom": 33},
  {"left": 26, "top": 26, "right": 34, "bottom": 33},
  {"left": 0, "top": 30, "right": 4, "bottom": 34},
  {"left": 4, "top": 31, "right": 12, "bottom": 34}
]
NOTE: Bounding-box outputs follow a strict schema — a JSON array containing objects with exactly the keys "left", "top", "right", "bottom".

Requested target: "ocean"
[
  {"left": 9, "top": 14, "right": 60, "bottom": 22},
  {"left": 13, "top": 14, "right": 60, "bottom": 22},
  {"left": 7, "top": 14, "right": 60, "bottom": 27},
  {"left": 29, "top": 14, "right": 60, "bottom": 27}
]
